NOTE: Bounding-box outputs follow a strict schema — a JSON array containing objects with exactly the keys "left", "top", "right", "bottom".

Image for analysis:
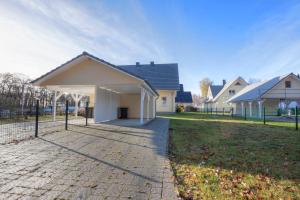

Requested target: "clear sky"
[{"left": 0, "top": 0, "right": 300, "bottom": 94}]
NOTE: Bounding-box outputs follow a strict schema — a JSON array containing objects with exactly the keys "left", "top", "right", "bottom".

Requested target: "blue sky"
[{"left": 0, "top": 0, "right": 300, "bottom": 94}]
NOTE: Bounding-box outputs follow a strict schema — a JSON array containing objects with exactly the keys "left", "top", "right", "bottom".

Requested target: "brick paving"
[{"left": 0, "top": 118, "right": 178, "bottom": 200}]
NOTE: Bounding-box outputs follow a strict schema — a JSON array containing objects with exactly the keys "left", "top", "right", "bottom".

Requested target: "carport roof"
[{"left": 31, "top": 52, "right": 158, "bottom": 96}]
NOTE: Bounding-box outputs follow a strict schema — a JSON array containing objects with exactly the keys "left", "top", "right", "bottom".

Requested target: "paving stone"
[{"left": 0, "top": 118, "right": 178, "bottom": 199}]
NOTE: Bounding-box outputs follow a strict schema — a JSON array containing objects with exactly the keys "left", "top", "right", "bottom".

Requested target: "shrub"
[
  {"left": 176, "top": 105, "right": 184, "bottom": 113},
  {"left": 186, "top": 106, "right": 198, "bottom": 112}
]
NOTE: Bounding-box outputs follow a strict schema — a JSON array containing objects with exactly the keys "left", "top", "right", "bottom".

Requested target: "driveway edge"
[{"left": 161, "top": 119, "right": 179, "bottom": 200}]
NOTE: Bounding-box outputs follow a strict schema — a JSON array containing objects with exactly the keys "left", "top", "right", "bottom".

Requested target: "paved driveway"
[{"left": 0, "top": 118, "right": 177, "bottom": 200}]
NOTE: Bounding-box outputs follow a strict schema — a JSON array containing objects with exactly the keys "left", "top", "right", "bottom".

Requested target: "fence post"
[
  {"left": 211, "top": 108, "right": 213, "bottom": 115},
  {"left": 231, "top": 108, "right": 234, "bottom": 118},
  {"left": 263, "top": 107, "right": 266, "bottom": 125},
  {"left": 85, "top": 101, "right": 89, "bottom": 126},
  {"left": 296, "top": 106, "right": 298, "bottom": 131},
  {"left": 244, "top": 107, "right": 247, "bottom": 120},
  {"left": 65, "top": 100, "right": 69, "bottom": 130},
  {"left": 223, "top": 108, "right": 225, "bottom": 116},
  {"left": 35, "top": 99, "right": 39, "bottom": 137}
]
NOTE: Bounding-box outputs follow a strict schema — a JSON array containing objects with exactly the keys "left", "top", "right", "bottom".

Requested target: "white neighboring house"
[
  {"left": 228, "top": 73, "right": 300, "bottom": 118},
  {"left": 205, "top": 77, "right": 248, "bottom": 111}
]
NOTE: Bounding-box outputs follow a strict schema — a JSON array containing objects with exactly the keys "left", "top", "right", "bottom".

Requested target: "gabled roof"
[
  {"left": 212, "top": 76, "right": 247, "bottom": 102},
  {"left": 209, "top": 85, "right": 224, "bottom": 98},
  {"left": 227, "top": 73, "right": 297, "bottom": 102},
  {"left": 118, "top": 63, "right": 180, "bottom": 90},
  {"left": 31, "top": 52, "right": 158, "bottom": 96},
  {"left": 175, "top": 84, "right": 193, "bottom": 103}
]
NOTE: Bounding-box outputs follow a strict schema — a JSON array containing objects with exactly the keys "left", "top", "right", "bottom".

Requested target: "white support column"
[
  {"left": 249, "top": 101, "right": 252, "bottom": 117},
  {"left": 140, "top": 88, "right": 145, "bottom": 124},
  {"left": 241, "top": 102, "right": 244, "bottom": 116},
  {"left": 53, "top": 91, "right": 63, "bottom": 121},
  {"left": 147, "top": 93, "right": 150, "bottom": 121},
  {"left": 258, "top": 100, "right": 263, "bottom": 118},
  {"left": 152, "top": 96, "right": 156, "bottom": 118},
  {"left": 71, "top": 94, "right": 83, "bottom": 118}
]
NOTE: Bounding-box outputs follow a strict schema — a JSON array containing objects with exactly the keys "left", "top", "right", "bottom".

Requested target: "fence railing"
[
  {"left": 198, "top": 106, "right": 299, "bottom": 131},
  {"left": 0, "top": 100, "right": 91, "bottom": 144}
]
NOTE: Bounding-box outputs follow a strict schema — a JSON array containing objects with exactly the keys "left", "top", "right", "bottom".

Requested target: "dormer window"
[{"left": 285, "top": 81, "right": 291, "bottom": 88}]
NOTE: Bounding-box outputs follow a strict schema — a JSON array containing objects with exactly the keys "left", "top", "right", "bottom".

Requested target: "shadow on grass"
[{"left": 166, "top": 113, "right": 300, "bottom": 181}]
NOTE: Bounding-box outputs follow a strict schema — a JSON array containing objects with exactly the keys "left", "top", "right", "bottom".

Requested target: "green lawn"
[{"left": 163, "top": 112, "right": 300, "bottom": 200}]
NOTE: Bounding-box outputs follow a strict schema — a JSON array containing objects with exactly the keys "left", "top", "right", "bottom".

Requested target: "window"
[
  {"left": 285, "top": 81, "right": 291, "bottom": 88},
  {"left": 162, "top": 97, "right": 167, "bottom": 106},
  {"left": 235, "top": 82, "right": 241, "bottom": 86},
  {"left": 229, "top": 90, "right": 235, "bottom": 95}
]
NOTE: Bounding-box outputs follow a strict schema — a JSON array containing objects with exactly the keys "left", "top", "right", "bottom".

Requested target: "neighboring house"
[
  {"left": 228, "top": 73, "right": 300, "bottom": 118},
  {"left": 118, "top": 62, "right": 179, "bottom": 113},
  {"left": 32, "top": 52, "right": 180, "bottom": 125},
  {"left": 205, "top": 77, "right": 248, "bottom": 111},
  {"left": 175, "top": 84, "right": 193, "bottom": 109},
  {"left": 205, "top": 81, "right": 225, "bottom": 109}
]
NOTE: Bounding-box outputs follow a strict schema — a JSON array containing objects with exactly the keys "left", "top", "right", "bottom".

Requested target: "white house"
[
  {"left": 228, "top": 73, "right": 300, "bottom": 118},
  {"left": 205, "top": 77, "right": 248, "bottom": 111},
  {"left": 32, "top": 52, "right": 180, "bottom": 124}
]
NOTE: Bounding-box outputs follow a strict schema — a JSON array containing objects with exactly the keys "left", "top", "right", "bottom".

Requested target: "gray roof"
[
  {"left": 210, "top": 85, "right": 223, "bottom": 98},
  {"left": 227, "top": 73, "right": 296, "bottom": 102},
  {"left": 175, "top": 84, "right": 193, "bottom": 103},
  {"left": 176, "top": 91, "right": 193, "bottom": 103},
  {"left": 118, "top": 63, "right": 180, "bottom": 90}
]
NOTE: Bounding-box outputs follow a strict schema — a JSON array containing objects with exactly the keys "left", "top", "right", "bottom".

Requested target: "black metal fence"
[
  {"left": 198, "top": 106, "right": 299, "bottom": 131},
  {"left": 0, "top": 100, "right": 91, "bottom": 144}
]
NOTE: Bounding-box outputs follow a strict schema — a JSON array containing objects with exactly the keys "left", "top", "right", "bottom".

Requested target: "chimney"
[
  {"left": 150, "top": 61, "right": 154, "bottom": 66},
  {"left": 136, "top": 62, "right": 140, "bottom": 66},
  {"left": 223, "top": 79, "right": 226, "bottom": 86}
]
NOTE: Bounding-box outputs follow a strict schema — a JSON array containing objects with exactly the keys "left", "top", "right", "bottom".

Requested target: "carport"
[{"left": 32, "top": 52, "right": 158, "bottom": 125}]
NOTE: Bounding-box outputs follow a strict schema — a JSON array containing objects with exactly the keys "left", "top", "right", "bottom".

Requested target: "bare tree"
[{"left": 199, "top": 78, "right": 212, "bottom": 98}]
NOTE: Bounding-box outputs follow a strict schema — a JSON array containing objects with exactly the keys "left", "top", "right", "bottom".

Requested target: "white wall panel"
[{"left": 94, "top": 87, "right": 120, "bottom": 122}]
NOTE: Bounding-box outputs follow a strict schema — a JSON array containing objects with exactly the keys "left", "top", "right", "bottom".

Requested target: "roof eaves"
[{"left": 31, "top": 51, "right": 158, "bottom": 96}]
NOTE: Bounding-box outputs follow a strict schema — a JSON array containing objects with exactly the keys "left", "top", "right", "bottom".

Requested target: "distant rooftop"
[
  {"left": 175, "top": 84, "right": 193, "bottom": 103},
  {"left": 210, "top": 85, "right": 224, "bottom": 98}
]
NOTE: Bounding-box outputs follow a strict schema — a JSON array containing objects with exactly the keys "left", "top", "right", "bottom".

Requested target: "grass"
[{"left": 163, "top": 112, "right": 300, "bottom": 200}]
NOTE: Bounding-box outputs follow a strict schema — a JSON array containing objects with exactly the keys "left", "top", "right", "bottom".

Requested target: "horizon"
[{"left": 1, "top": 0, "right": 300, "bottom": 95}]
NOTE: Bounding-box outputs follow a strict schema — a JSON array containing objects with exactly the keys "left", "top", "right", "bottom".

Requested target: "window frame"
[
  {"left": 285, "top": 81, "right": 291, "bottom": 88},
  {"left": 161, "top": 97, "right": 167, "bottom": 106}
]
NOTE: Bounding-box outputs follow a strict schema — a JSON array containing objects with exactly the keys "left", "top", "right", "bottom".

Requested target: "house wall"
[
  {"left": 112, "top": 93, "right": 156, "bottom": 119},
  {"left": 94, "top": 87, "right": 120, "bottom": 122},
  {"left": 207, "top": 87, "right": 214, "bottom": 101},
  {"left": 262, "top": 76, "right": 300, "bottom": 99},
  {"left": 214, "top": 79, "right": 247, "bottom": 109},
  {"left": 119, "top": 94, "right": 140, "bottom": 118},
  {"left": 40, "top": 59, "right": 141, "bottom": 86},
  {"left": 156, "top": 90, "right": 176, "bottom": 112}
]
